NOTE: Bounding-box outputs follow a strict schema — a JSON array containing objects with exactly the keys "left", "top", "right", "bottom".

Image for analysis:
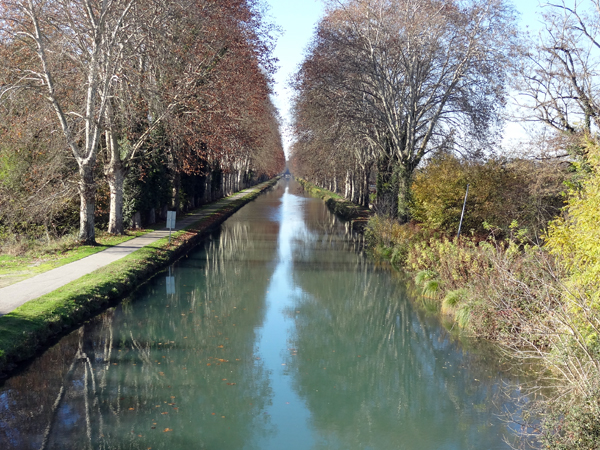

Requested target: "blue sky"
[
  {"left": 264, "top": 0, "right": 547, "bottom": 153},
  {"left": 264, "top": 0, "right": 325, "bottom": 152}
]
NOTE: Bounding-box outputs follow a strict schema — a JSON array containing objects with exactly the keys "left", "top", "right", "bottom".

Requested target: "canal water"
[{"left": 0, "top": 179, "right": 531, "bottom": 449}]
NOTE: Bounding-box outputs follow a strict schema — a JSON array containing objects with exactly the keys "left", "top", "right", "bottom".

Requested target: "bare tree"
[
  {"left": 0, "top": 0, "right": 141, "bottom": 244},
  {"left": 517, "top": 0, "right": 600, "bottom": 140},
  {"left": 293, "top": 0, "right": 517, "bottom": 220}
]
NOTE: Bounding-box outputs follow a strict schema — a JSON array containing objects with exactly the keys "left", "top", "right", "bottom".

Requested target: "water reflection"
[{"left": 0, "top": 179, "right": 530, "bottom": 450}]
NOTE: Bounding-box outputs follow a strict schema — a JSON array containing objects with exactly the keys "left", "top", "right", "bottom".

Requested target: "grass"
[
  {"left": 0, "top": 179, "right": 279, "bottom": 376},
  {"left": 0, "top": 187, "right": 262, "bottom": 288},
  {"left": 0, "top": 230, "right": 152, "bottom": 288}
]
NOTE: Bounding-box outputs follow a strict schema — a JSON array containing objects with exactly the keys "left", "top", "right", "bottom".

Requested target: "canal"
[{"left": 0, "top": 179, "right": 531, "bottom": 449}]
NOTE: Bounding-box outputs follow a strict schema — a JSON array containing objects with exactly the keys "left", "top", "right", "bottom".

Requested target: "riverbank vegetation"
[
  {"left": 289, "top": 0, "right": 600, "bottom": 447},
  {"left": 0, "top": 0, "right": 285, "bottom": 249}
]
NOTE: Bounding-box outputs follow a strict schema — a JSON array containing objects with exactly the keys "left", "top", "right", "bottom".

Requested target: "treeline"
[
  {"left": 289, "top": 0, "right": 600, "bottom": 447},
  {"left": 0, "top": 0, "right": 285, "bottom": 245},
  {"left": 289, "top": 0, "right": 516, "bottom": 220}
]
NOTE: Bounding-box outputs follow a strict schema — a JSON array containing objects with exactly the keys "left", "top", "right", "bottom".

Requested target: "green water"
[{"left": 0, "top": 179, "right": 534, "bottom": 449}]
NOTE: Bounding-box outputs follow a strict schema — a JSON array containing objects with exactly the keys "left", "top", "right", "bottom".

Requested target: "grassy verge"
[
  {"left": 296, "top": 178, "right": 371, "bottom": 229},
  {"left": 0, "top": 179, "right": 278, "bottom": 376},
  {"left": 0, "top": 230, "right": 152, "bottom": 288}
]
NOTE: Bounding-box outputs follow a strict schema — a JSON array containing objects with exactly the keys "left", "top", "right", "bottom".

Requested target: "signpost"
[{"left": 167, "top": 211, "right": 176, "bottom": 244}]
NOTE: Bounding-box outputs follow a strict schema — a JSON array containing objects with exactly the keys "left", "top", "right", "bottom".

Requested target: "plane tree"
[{"left": 291, "top": 0, "right": 517, "bottom": 220}]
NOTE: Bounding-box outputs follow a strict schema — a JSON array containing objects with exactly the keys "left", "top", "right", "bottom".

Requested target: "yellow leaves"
[{"left": 546, "top": 138, "right": 600, "bottom": 306}]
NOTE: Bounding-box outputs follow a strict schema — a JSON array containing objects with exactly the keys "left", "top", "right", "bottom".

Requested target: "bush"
[
  {"left": 410, "top": 153, "right": 566, "bottom": 239},
  {"left": 546, "top": 137, "right": 600, "bottom": 316}
]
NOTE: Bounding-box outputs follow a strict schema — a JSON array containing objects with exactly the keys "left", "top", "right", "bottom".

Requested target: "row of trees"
[
  {"left": 289, "top": 0, "right": 600, "bottom": 225},
  {"left": 0, "top": 0, "right": 285, "bottom": 244},
  {"left": 289, "top": 0, "right": 517, "bottom": 221}
]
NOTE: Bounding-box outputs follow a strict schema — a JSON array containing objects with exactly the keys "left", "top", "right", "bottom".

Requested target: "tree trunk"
[
  {"left": 172, "top": 172, "right": 181, "bottom": 212},
  {"left": 107, "top": 162, "right": 125, "bottom": 235},
  {"left": 396, "top": 165, "right": 413, "bottom": 224},
  {"left": 131, "top": 211, "right": 142, "bottom": 229},
  {"left": 78, "top": 164, "right": 96, "bottom": 244},
  {"left": 357, "top": 175, "right": 363, "bottom": 206},
  {"left": 362, "top": 169, "right": 371, "bottom": 207},
  {"left": 203, "top": 173, "right": 211, "bottom": 203},
  {"left": 376, "top": 153, "right": 398, "bottom": 217},
  {"left": 219, "top": 172, "right": 224, "bottom": 198},
  {"left": 345, "top": 170, "right": 351, "bottom": 199}
]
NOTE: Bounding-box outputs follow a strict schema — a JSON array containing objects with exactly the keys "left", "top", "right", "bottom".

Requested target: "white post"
[
  {"left": 457, "top": 184, "right": 470, "bottom": 240},
  {"left": 167, "top": 211, "right": 176, "bottom": 244}
]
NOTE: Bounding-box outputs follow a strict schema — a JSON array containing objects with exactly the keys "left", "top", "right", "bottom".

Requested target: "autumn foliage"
[{"left": 0, "top": 0, "right": 285, "bottom": 244}]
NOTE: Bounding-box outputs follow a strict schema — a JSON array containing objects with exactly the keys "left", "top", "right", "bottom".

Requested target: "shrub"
[
  {"left": 411, "top": 153, "right": 566, "bottom": 239},
  {"left": 546, "top": 137, "right": 600, "bottom": 317}
]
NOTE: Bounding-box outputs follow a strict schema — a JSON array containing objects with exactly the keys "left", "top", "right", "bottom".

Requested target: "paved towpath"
[{"left": 0, "top": 183, "right": 270, "bottom": 316}]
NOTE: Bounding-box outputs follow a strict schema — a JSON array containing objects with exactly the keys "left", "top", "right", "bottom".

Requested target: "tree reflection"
[
  {"left": 288, "top": 258, "right": 523, "bottom": 449},
  {"left": 0, "top": 179, "right": 531, "bottom": 450},
  {"left": 0, "top": 202, "right": 280, "bottom": 450}
]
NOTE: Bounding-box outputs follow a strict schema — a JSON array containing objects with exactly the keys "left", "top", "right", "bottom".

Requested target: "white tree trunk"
[{"left": 107, "top": 165, "right": 125, "bottom": 235}]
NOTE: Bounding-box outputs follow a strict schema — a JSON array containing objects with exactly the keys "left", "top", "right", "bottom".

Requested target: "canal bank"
[
  {"left": 0, "top": 178, "right": 279, "bottom": 376},
  {"left": 0, "top": 178, "right": 532, "bottom": 449},
  {"left": 295, "top": 178, "right": 371, "bottom": 230}
]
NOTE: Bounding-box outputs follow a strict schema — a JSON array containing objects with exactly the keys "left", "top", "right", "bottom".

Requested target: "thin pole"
[{"left": 457, "top": 184, "right": 470, "bottom": 240}]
